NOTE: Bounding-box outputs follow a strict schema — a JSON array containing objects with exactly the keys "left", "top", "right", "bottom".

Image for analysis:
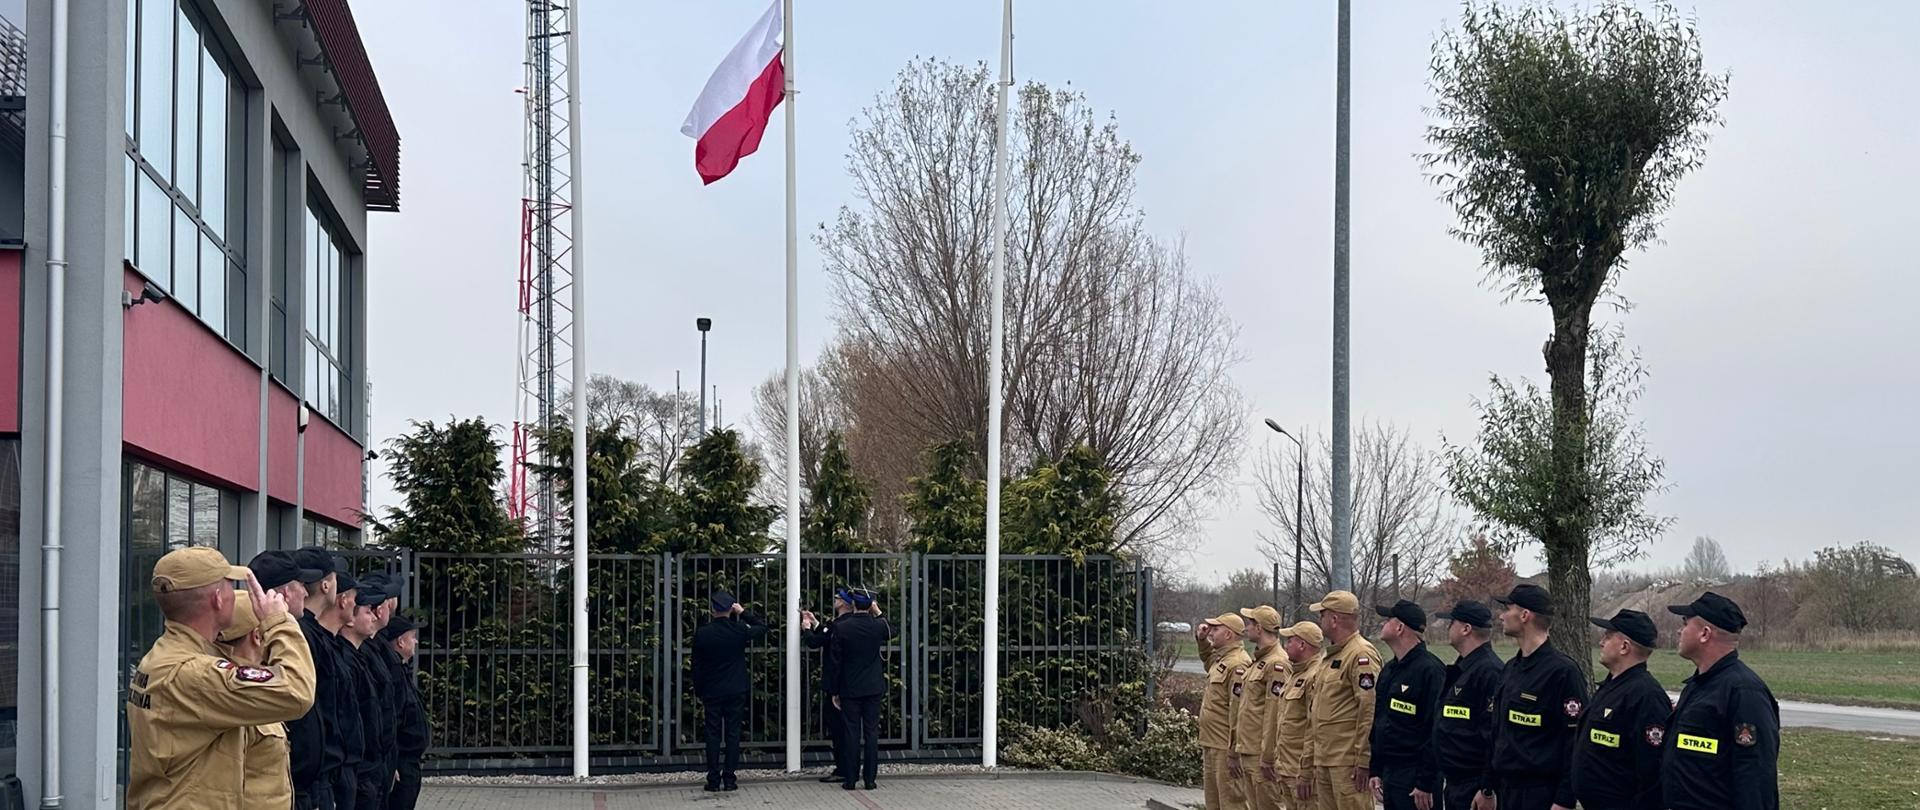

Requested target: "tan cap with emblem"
[
  {"left": 1239, "top": 605, "right": 1285, "bottom": 633},
  {"left": 1276, "top": 620, "right": 1325, "bottom": 646},
  {"left": 1309, "top": 589, "right": 1360, "bottom": 614},
  {"left": 152, "top": 546, "right": 251, "bottom": 593},
  {"left": 1203, "top": 612, "right": 1247, "bottom": 634}
]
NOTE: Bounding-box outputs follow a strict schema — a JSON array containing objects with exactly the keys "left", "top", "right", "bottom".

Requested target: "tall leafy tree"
[
  {"left": 372, "top": 418, "right": 519, "bottom": 554},
  {"left": 903, "top": 439, "right": 987, "bottom": 554},
  {"left": 662, "top": 429, "right": 778, "bottom": 554},
  {"left": 1425, "top": 1, "right": 1726, "bottom": 665},
  {"left": 1436, "top": 534, "right": 1519, "bottom": 608},
  {"left": 1006, "top": 445, "right": 1117, "bottom": 561},
  {"left": 802, "top": 432, "right": 873, "bottom": 553},
  {"left": 531, "top": 420, "right": 674, "bottom": 553}
]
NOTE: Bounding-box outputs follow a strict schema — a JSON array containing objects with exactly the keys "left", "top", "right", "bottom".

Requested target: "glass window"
[
  {"left": 124, "top": 156, "right": 136, "bottom": 263},
  {"left": 172, "top": 206, "right": 197, "bottom": 313},
  {"left": 125, "top": 0, "right": 245, "bottom": 346},
  {"left": 303, "top": 203, "right": 355, "bottom": 428},
  {"left": 136, "top": 0, "right": 173, "bottom": 174}
]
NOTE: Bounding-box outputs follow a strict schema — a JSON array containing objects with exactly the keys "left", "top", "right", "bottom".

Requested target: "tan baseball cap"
[
  {"left": 1277, "top": 621, "right": 1325, "bottom": 646},
  {"left": 217, "top": 591, "right": 260, "bottom": 643},
  {"left": 152, "top": 546, "right": 250, "bottom": 593},
  {"left": 1239, "top": 605, "right": 1284, "bottom": 633},
  {"left": 1309, "top": 590, "right": 1360, "bottom": 615},
  {"left": 1202, "top": 612, "right": 1247, "bottom": 634}
]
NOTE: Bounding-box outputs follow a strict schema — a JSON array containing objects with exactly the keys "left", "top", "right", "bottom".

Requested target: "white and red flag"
[{"left": 680, "top": 0, "right": 785, "bottom": 184}]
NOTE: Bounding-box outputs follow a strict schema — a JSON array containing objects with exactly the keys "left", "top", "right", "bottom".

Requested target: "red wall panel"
[
  {"left": 303, "top": 414, "right": 363, "bottom": 527},
  {"left": 267, "top": 383, "right": 300, "bottom": 503},
  {"left": 0, "top": 251, "right": 19, "bottom": 434},
  {"left": 120, "top": 269, "right": 259, "bottom": 489}
]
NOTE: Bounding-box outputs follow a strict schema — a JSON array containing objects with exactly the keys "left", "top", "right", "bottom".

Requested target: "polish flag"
[{"left": 680, "top": 1, "right": 785, "bottom": 185}]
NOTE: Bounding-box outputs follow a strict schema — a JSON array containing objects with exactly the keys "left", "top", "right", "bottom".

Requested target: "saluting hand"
[
  {"left": 731, "top": 602, "right": 744, "bottom": 616},
  {"left": 248, "top": 572, "right": 288, "bottom": 623}
]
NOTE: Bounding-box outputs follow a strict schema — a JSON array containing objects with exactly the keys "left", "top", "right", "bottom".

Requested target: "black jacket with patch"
[
  {"left": 1487, "top": 640, "right": 1589, "bottom": 808},
  {"left": 1659, "top": 651, "right": 1779, "bottom": 810},
  {"left": 1571, "top": 662, "right": 1672, "bottom": 810}
]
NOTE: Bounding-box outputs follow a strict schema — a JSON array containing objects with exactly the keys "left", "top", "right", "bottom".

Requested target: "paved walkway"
[{"left": 419, "top": 772, "right": 1200, "bottom": 810}]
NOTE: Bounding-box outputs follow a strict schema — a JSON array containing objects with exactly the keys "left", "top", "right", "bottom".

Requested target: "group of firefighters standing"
[{"left": 1196, "top": 585, "right": 1780, "bottom": 810}]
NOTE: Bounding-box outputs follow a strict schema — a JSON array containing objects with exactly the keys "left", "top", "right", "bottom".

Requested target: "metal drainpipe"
[{"left": 39, "top": 0, "right": 73, "bottom": 804}]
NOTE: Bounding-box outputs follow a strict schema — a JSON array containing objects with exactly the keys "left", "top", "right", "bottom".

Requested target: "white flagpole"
[
  {"left": 781, "top": 0, "right": 803, "bottom": 774},
  {"left": 566, "top": 0, "right": 591, "bottom": 780},
  {"left": 982, "top": 0, "right": 1012, "bottom": 769}
]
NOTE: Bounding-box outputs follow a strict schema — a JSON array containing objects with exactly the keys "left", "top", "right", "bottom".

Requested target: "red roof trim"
[{"left": 305, "top": 0, "right": 401, "bottom": 211}]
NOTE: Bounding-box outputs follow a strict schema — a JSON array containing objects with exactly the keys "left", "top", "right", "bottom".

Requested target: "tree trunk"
[{"left": 1542, "top": 301, "right": 1595, "bottom": 680}]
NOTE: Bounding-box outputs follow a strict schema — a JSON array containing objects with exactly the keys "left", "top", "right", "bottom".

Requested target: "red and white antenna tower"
[{"left": 509, "top": 0, "right": 576, "bottom": 543}]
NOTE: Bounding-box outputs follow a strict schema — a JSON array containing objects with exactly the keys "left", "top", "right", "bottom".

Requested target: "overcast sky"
[{"left": 353, "top": 1, "right": 1919, "bottom": 585}]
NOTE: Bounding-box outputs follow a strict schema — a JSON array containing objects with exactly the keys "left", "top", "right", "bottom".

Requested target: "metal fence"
[{"left": 378, "top": 550, "right": 1152, "bottom": 770}]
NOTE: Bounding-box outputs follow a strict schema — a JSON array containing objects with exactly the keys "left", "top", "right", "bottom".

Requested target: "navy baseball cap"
[
  {"left": 1668, "top": 591, "right": 1747, "bottom": 634},
  {"left": 247, "top": 550, "right": 303, "bottom": 590},
  {"left": 1435, "top": 600, "right": 1493, "bottom": 629},
  {"left": 380, "top": 613, "right": 420, "bottom": 641},
  {"left": 331, "top": 556, "right": 360, "bottom": 594},
  {"left": 291, "top": 548, "right": 336, "bottom": 582},
  {"left": 1590, "top": 609, "right": 1659, "bottom": 648},
  {"left": 849, "top": 588, "right": 875, "bottom": 609},
  {"left": 1374, "top": 599, "right": 1427, "bottom": 633},
  {"left": 711, "top": 591, "right": 736, "bottom": 613},
  {"left": 1494, "top": 583, "right": 1554, "bottom": 616}
]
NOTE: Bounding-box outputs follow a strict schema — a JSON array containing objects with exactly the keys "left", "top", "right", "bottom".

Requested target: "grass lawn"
[{"left": 1780, "top": 729, "right": 1920, "bottom": 809}]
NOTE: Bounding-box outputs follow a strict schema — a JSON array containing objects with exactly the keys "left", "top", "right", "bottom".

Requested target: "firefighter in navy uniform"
[
  {"left": 381, "top": 614, "right": 428, "bottom": 810},
  {"left": 801, "top": 588, "right": 858, "bottom": 784},
  {"left": 1661, "top": 592, "right": 1780, "bottom": 810},
  {"left": 1428, "top": 601, "right": 1503, "bottom": 810},
  {"left": 1477, "top": 584, "right": 1587, "bottom": 810},
  {"left": 1367, "top": 600, "right": 1445, "bottom": 810},
  {"left": 1570, "top": 610, "right": 1672, "bottom": 810}
]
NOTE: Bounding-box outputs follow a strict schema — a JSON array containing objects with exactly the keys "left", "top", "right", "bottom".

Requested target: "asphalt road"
[{"left": 1169, "top": 658, "right": 1920, "bottom": 736}]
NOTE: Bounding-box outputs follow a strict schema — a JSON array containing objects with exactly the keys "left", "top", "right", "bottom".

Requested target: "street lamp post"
[
  {"left": 697, "top": 317, "right": 712, "bottom": 434},
  {"left": 1264, "top": 419, "right": 1306, "bottom": 618}
]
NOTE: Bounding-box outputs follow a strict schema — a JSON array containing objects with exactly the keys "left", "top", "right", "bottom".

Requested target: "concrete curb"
[{"left": 427, "top": 768, "right": 1195, "bottom": 793}]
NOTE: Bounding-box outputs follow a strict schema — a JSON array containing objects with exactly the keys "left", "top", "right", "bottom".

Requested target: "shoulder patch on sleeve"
[
  {"left": 1358, "top": 672, "right": 1376, "bottom": 690},
  {"left": 1356, "top": 656, "right": 1370, "bottom": 667},
  {"left": 215, "top": 659, "right": 234, "bottom": 670},
  {"left": 1271, "top": 679, "right": 1285, "bottom": 696},
  {"left": 1234, "top": 666, "right": 1247, "bottom": 677},
  {"left": 235, "top": 666, "right": 277, "bottom": 684},
  {"left": 1644, "top": 725, "right": 1665, "bottom": 747},
  {"left": 1563, "top": 698, "right": 1583, "bottom": 718},
  {"left": 1734, "top": 723, "right": 1757, "bottom": 747}
]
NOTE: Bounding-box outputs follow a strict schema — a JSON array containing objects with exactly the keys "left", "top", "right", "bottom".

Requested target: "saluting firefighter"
[
  {"left": 1477, "top": 584, "right": 1588, "bottom": 810},
  {"left": 1229, "top": 606, "right": 1290, "bottom": 810},
  {"left": 1369, "top": 600, "right": 1446, "bottom": 810},
  {"left": 1661, "top": 592, "right": 1780, "bottom": 810},
  {"left": 1570, "top": 609, "right": 1672, "bottom": 810},
  {"left": 127, "top": 547, "right": 317, "bottom": 810},
  {"left": 213, "top": 591, "right": 297, "bottom": 810},
  {"left": 1305, "top": 590, "right": 1381, "bottom": 810},
  {"left": 1269, "top": 621, "right": 1325, "bottom": 810},
  {"left": 1428, "top": 600, "right": 1504, "bottom": 810},
  {"left": 1196, "top": 612, "right": 1255, "bottom": 810}
]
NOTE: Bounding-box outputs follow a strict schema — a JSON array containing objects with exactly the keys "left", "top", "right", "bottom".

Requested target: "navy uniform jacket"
[
  {"left": 1487, "top": 641, "right": 1589, "bottom": 808},
  {"left": 1571, "top": 662, "right": 1672, "bottom": 810},
  {"left": 345, "top": 639, "right": 388, "bottom": 778},
  {"left": 803, "top": 614, "right": 844, "bottom": 695},
  {"left": 393, "top": 656, "right": 430, "bottom": 762},
  {"left": 290, "top": 611, "right": 333, "bottom": 791},
  {"left": 1370, "top": 641, "right": 1447, "bottom": 792},
  {"left": 1660, "top": 651, "right": 1779, "bottom": 810},
  {"left": 691, "top": 611, "right": 769, "bottom": 700},
  {"left": 328, "top": 632, "right": 366, "bottom": 775},
  {"left": 1430, "top": 642, "right": 1504, "bottom": 792},
  {"left": 827, "top": 612, "right": 897, "bottom": 699}
]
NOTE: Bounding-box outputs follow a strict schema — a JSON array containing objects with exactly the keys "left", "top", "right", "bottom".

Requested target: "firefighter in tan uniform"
[
  {"left": 127, "top": 547, "right": 317, "bottom": 810},
  {"left": 1269, "top": 621, "right": 1326, "bottom": 810},
  {"left": 1231, "top": 605, "right": 1291, "bottom": 810},
  {"left": 214, "top": 591, "right": 295, "bottom": 810},
  {"left": 1306, "top": 590, "right": 1382, "bottom": 810},
  {"left": 1196, "top": 612, "right": 1254, "bottom": 810}
]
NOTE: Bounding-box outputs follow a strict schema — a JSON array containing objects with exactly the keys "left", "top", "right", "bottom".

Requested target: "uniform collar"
[
  {"left": 1516, "top": 639, "right": 1558, "bottom": 663},
  {"left": 161, "top": 620, "right": 220, "bottom": 656},
  {"left": 1605, "top": 661, "right": 1651, "bottom": 683},
  {"left": 1334, "top": 632, "right": 1370, "bottom": 654},
  {"left": 1460, "top": 642, "right": 1496, "bottom": 665},
  {"left": 1397, "top": 640, "right": 1429, "bottom": 661},
  {"left": 1685, "top": 649, "right": 1742, "bottom": 685}
]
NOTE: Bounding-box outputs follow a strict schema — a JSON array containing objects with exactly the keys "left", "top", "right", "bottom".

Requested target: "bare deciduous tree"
[
  {"left": 1682, "top": 535, "right": 1731, "bottom": 582},
  {"left": 1255, "top": 423, "right": 1459, "bottom": 614},
  {"left": 817, "top": 58, "right": 1242, "bottom": 556},
  {"left": 566, "top": 373, "right": 700, "bottom": 483}
]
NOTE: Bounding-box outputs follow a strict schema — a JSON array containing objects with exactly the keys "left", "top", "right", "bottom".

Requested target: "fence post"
[
  {"left": 910, "top": 551, "right": 923, "bottom": 754},
  {"left": 658, "top": 553, "right": 670, "bottom": 758},
  {"left": 1143, "top": 566, "right": 1156, "bottom": 707}
]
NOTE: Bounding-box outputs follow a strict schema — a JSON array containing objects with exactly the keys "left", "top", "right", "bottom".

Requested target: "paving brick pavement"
[{"left": 418, "top": 773, "right": 1202, "bottom": 809}]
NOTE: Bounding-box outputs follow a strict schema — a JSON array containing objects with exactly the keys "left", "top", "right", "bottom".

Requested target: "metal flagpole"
[
  {"left": 566, "top": 0, "right": 591, "bottom": 779},
  {"left": 1329, "top": 0, "right": 1354, "bottom": 591},
  {"left": 982, "top": 0, "right": 1012, "bottom": 769},
  {"left": 781, "top": 0, "right": 803, "bottom": 773}
]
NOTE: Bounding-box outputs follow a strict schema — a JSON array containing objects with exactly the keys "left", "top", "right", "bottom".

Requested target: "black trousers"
[
  {"left": 356, "top": 770, "right": 387, "bottom": 810},
  {"left": 296, "top": 778, "right": 334, "bottom": 810},
  {"left": 701, "top": 693, "right": 747, "bottom": 783},
  {"left": 331, "top": 768, "right": 358, "bottom": 810},
  {"left": 387, "top": 761, "right": 423, "bottom": 810},
  {"left": 840, "top": 694, "right": 882, "bottom": 785},
  {"left": 1493, "top": 777, "right": 1559, "bottom": 810},
  {"left": 824, "top": 695, "right": 851, "bottom": 777},
  {"left": 1440, "top": 773, "right": 1480, "bottom": 810},
  {"left": 1378, "top": 763, "right": 1420, "bottom": 810}
]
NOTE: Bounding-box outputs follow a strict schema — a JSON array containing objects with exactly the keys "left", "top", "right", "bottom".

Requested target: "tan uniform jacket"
[
  {"left": 1199, "top": 641, "right": 1254, "bottom": 751},
  {"left": 127, "top": 612, "right": 316, "bottom": 810},
  {"left": 1230, "top": 644, "right": 1289, "bottom": 758},
  {"left": 1271, "top": 652, "right": 1324, "bottom": 777},
  {"left": 242, "top": 723, "right": 293, "bottom": 809},
  {"left": 1307, "top": 633, "right": 1382, "bottom": 768}
]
